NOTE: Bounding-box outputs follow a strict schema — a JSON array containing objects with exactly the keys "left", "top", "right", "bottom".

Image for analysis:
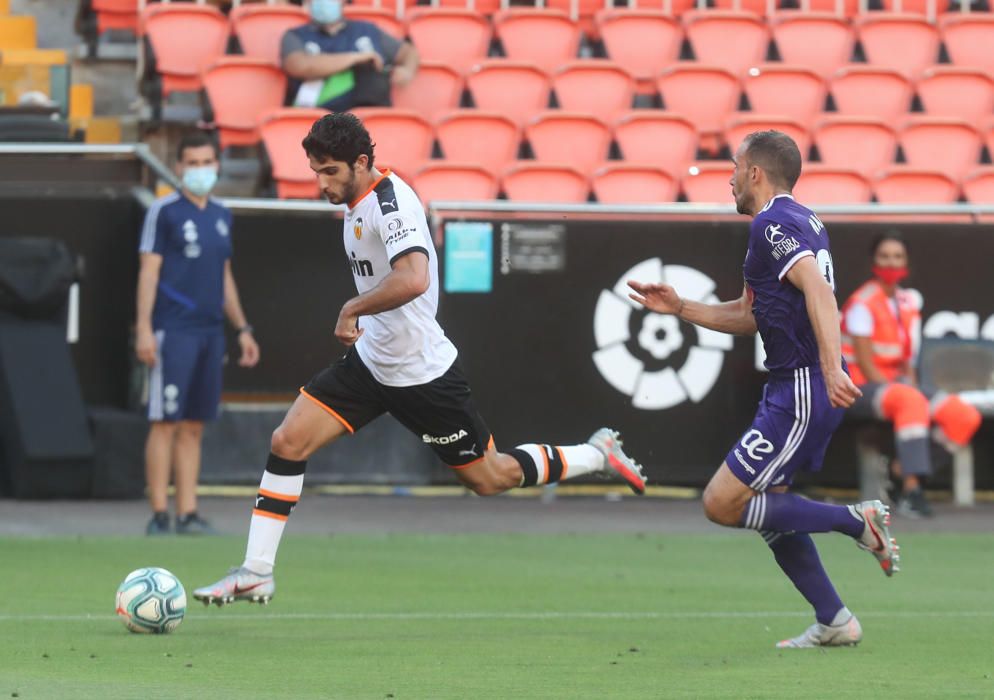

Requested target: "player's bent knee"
[
  {"left": 701, "top": 486, "right": 740, "bottom": 527},
  {"left": 270, "top": 426, "right": 310, "bottom": 462}
]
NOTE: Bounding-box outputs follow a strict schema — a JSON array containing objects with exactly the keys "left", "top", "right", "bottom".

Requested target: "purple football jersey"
[{"left": 743, "top": 194, "right": 835, "bottom": 373}]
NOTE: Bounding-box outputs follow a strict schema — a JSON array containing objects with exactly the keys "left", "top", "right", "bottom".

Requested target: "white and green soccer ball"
[{"left": 115, "top": 567, "right": 186, "bottom": 634}]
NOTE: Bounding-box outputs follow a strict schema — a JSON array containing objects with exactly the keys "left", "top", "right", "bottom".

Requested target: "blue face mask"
[
  {"left": 182, "top": 166, "right": 218, "bottom": 197},
  {"left": 310, "top": 0, "right": 342, "bottom": 25}
]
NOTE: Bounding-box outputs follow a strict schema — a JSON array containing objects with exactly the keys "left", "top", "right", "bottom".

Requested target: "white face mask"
[
  {"left": 182, "top": 166, "right": 218, "bottom": 197},
  {"left": 310, "top": 0, "right": 342, "bottom": 24}
]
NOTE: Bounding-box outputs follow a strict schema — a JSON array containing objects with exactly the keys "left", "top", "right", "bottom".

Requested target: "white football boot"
[
  {"left": 777, "top": 610, "right": 863, "bottom": 649},
  {"left": 192, "top": 567, "right": 275, "bottom": 606},
  {"left": 854, "top": 499, "right": 901, "bottom": 577},
  {"left": 588, "top": 428, "right": 648, "bottom": 495}
]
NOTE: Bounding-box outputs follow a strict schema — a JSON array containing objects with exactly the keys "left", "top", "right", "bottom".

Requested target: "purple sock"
[
  {"left": 742, "top": 492, "right": 864, "bottom": 538},
  {"left": 762, "top": 531, "right": 845, "bottom": 626}
]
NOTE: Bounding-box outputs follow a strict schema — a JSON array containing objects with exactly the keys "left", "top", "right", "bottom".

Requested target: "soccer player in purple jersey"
[{"left": 629, "top": 131, "right": 901, "bottom": 648}]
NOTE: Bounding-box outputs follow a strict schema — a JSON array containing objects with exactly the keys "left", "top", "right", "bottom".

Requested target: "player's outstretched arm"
[
  {"left": 628, "top": 280, "right": 757, "bottom": 336},
  {"left": 335, "top": 251, "right": 430, "bottom": 346},
  {"left": 785, "top": 256, "right": 862, "bottom": 408}
]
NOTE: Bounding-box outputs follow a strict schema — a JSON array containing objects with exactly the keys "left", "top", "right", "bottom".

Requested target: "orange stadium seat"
[
  {"left": 793, "top": 166, "right": 872, "bottom": 204},
  {"left": 525, "top": 112, "right": 612, "bottom": 175},
  {"left": 613, "top": 111, "right": 698, "bottom": 177},
  {"left": 743, "top": 65, "right": 826, "bottom": 128},
  {"left": 813, "top": 117, "right": 898, "bottom": 179},
  {"left": 830, "top": 66, "right": 912, "bottom": 123},
  {"left": 545, "top": 0, "right": 610, "bottom": 38},
  {"left": 592, "top": 163, "right": 679, "bottom": 204},
  {"left": 682, "top": 162, "right": 735, "bottom": 203},
  {"left": 596, "top": 10, "right": 682, "bottom": 92},
  {"left": 0, "top": 14, "right": 35, "bottom": 49},
  {"left": 348, "top": 0, "right": 417, "bottom": 11},
  {"left": 625, "top": 0, "right": 697, "bottom": 16},
  {"left": 552, "top": 60, "right": 636, "bottom": 123},
  {"left": 435, "top": 110, "right": 520, "bottom": 174},
  {"left": 230, "top": 3, "right": 309, "bottom": 65},
  {"left": 259, "top": 108, "right": 329, "bottom": 200},
  {"left": 494, "top": 9, "right": 581, "bottom": 75},
  {"left": 770, "top": 12, "right": 854, "bottom": 79},
  {"left": 961, "top": 167, "right": 994, "bottom": 204},
  {"left": 856, "top": 13, "right": 940, "bottom": 78},
  {"left": 657, "top": 64, "right": 740, "bottom": 151},
  {"left": 916, "top": 67, "right": 994, "bottom": 128},
  {"left": 392, "top": 62, "right": 463, "bottom": 124},
  {"left": 502, "top": 163, "right": 590, "bottom": 203},
  {"left": 724, "top": 115, "right": 810, "bottom": 159},
  {"left": 880, "top": 0, "right": 960, "bottom": 14},
  {"left": 941, "top": 14, "right": 994, "bottom": 75},
  {"left": 874, "top": 167, "right": 959, "bottom": 204},
  {"left": 899, "top": 117, "right": 982, "bottom": 182},
  {"left": 433, "top": 0, "right": 503, "bottom": 14},
  {"left": 413, "top": 163, "right": 499, "bottom": 203},
  {"left": 142, "top": 4, "right": 228, "bottom": 96},
  {"left": 342, "top": 7, "right": 406, "bottom": 41},
  {"left": 683, "top": 11, "right": 770, "bottom": 76},
  {"left": 713, "top": 0, "right": 777, "bottom": 15},
  {"left": 349, "top": 108, "right": 434, "bottom": 176},
  {"left": 797, "top": 0, "right": 861, "bottom": 17},
  {"left": 467, "top": 60, "right": 551, "bottom": 126},
  {"left": 92, "top": 0, "right": 139, "bottom": 34},
  {"left": 203, "top": 58, "right": 287, "bottom": 150},
  {"left": 407, "top": 9, "right": 492, "bottom": 75}
]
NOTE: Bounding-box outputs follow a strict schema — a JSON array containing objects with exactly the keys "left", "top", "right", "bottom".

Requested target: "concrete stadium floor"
[{"left": 2, "top": 493, "right": 992, "bottom": 537}]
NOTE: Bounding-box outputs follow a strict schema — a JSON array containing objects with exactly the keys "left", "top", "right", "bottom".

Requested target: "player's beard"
[
  {"left": 339, "top": 166, "right": 359, "bottom": 205},
  {"left": 734, "top": 187, "right": 752, "bottom": 216}
]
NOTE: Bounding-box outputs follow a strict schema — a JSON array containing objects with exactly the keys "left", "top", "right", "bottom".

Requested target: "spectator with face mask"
[{"left": 280, "top": 0, "right": 418, "bottom": 112}]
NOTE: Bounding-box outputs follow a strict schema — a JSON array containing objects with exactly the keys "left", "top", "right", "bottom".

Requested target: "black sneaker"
[
  {"left": 146, "top": 511, "right": 171, "bottom": 536},
  {"left": 175, "top": 512, "right": 218, "bottom": 536},
  {"left": 897, "top": 488, "right": 933, "bottom": 518}
]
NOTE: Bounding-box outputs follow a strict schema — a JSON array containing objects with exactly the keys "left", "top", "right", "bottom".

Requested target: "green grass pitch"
[{"left": 2, "top": 533, "right": 992, "bottom": 699}]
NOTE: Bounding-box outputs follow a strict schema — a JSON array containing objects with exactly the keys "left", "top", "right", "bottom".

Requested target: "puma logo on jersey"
[
  {"left": 349, "top": 251, "right": 373, "bottom": 277},
  {"left": 381, "top": 198, "right": 397, "bottom": 211}
]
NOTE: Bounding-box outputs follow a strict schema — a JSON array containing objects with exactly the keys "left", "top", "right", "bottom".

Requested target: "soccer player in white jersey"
[{"left": 194, "top": 113, "right": 646, "bottom": 606}]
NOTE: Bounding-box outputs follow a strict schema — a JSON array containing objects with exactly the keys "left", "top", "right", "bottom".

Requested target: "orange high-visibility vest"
[{"left": 841, "top": 280, "right": 920, "bottom": 386}]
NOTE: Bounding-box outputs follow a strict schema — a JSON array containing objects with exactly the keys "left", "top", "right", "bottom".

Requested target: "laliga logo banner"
[{"left": 592, "top": 258, "right": 733, "bottom": 410}]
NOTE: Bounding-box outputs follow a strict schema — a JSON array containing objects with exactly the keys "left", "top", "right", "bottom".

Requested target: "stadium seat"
[
  {"left": 724, "top": 115, "right": 810, "bottom": 159},
  {"left": 713, "top": 0, "right": 777, "bottom": 15},
  {"left": 435, "top": 110, "right": 520, "bottom": 175},
  {"left": 434, "top": 0, "right": 503, "bottom": 13},
  {"left": 230, "top": 3, "right": 309, "bottom": 65},
  {"left": 961, "top": 167, "right": 994, "bottom": 204},
  {"left": 545, "top": 0, "right": 610, "bottom": 38},
  {"left": 348, "top": 0, "right": 417, "bottom": 11},
  {"left": 596, "top": 10, "right": 682, "bottom": 92},
  {"left": 796, "top": 0, "right": 861, "bottom": 17},
  {"left": 342, "top": 7, "right": 406, "bottom": 40},
  {"left": 413, "top": 163, "right": 499, "bottom": 203},
  {"left": 494, "top": 9, "right": 581, "bottom": 75},
  {"left": 681, "top": 162, "right": 735, "bottom": 203},
  {"left": 92, "top": 0, "right": 139, "bottom": 35},
  {"left": 613, "top": 111, "right": 698, "bottom": 177},
  {"left": 203, "top": 58, "right": 287, "bottom": 150},
  {"left": 770, "top": 12, "right": 855, "bottom": 79},
  {"left": 743, "top": 64, "right": 827, "bottom": 129},
  {"left": 623, "top": 0, "right": 697, "bottom": 16},
  {"left": 874, "top": 167, "right": 959, "bottom": 204},
  {"left": 683, "top": 11, "right": 770, "bottom": 76},
  {"left": 407, "top": 9, "right": 492, "bottom": 75},
  {"left": 467, "top": 60, "right": 551, "bottom": 126},
  {"left": 349, "top": 108, "right": 434, "bottom": 177},
  {"left": 941, "top": 14, "right": 994, "bottom": 75},
  {"left": 916, "top": 67, "right": 994, "bottom": 128},
  {"left": 880, "top": 0, "right": 960, "bottom": 14},
  {"left": 793, "top": 166, "right": 872, "bottom": 204},
  {"left": 830, "top": 66, "right": 913, "bottom": 123},
  {"left": 552, "top": 60, "right": 636, "bottom": 124},
  {"left": 502, "top": 163, "right": 590, "bottom": 203},
  {"left": 0, "top": 14, "right": 35, "bottom": 49},
  {"left": 813, "top": 117, "right": 898, "bottom": 179},
  {"left": 259, "top": 108, "right": 329, "bottom": 200},
  {"left": 899, "top": 117, "right": 982, "bottom": 181},
  {"left": 856, "top": 13, "right": 940, "bottom": 78},
  {"left": 142, "top": 4, "right": 228, "bottom": 96},
  {"left": 392, "top": 62, "right": 463, "bottom": 124},
  {"left": 656, "top": 64, "right": 740, "bottom": 151},
  {"left": 591, "top": 163, "right": 679, "bottom": 204},
  {"left": 525, "top": 112, "right": 612, "bottom": 176}
]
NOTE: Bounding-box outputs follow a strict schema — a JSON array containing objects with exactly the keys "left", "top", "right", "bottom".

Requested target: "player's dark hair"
[
  {"left": 302, "top": 112, "right": 375, "bottom": 170},
  {"left": 176, "top": 130, "right": 217, "bottom": 162},
  {"left": 870, "top": 231, "right": 909, "bottom": 258},
  {"left": 742, "top": 130, "right": 802, "bottom": 191}
]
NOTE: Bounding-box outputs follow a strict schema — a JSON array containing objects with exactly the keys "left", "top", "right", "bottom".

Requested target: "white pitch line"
[{"left": 1, "top": 611, "right": 993, "bottom": 622}]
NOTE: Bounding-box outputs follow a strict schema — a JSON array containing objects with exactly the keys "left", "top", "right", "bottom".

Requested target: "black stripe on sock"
[
  {"left": 509, "top": 448, "right": 538, "bottom": 488},
  {"left": 546, "top": 446, "right": 564, "bottom": 484},
  {"left": 266, "top": 453, "right": 307, "bottom": 476},
  {"left": 255, "top": 494, "right": 296, "bottom": 518}
]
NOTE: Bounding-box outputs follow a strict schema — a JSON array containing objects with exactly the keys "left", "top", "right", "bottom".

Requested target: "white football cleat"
[
  {"left": 777, "top": 613, "right": 863, "bottom": 649},
  {"left": 192, "top": 567, "right": 275, "bottom": 607},
  {"left": 588, "top": 428, "right": 647, "bottom": 495},
  {"left": 854, "top": 500, "right": 901, "bottom": 577}
]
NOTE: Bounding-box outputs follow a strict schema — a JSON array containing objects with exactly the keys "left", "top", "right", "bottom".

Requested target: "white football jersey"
[{"left": 342, "top": 170, "right": 457, "bottom": 387}]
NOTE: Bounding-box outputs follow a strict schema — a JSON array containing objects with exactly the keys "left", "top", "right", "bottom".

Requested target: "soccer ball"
[{"left": 115, "top": 567, "right": 187, "bottom": 634}]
